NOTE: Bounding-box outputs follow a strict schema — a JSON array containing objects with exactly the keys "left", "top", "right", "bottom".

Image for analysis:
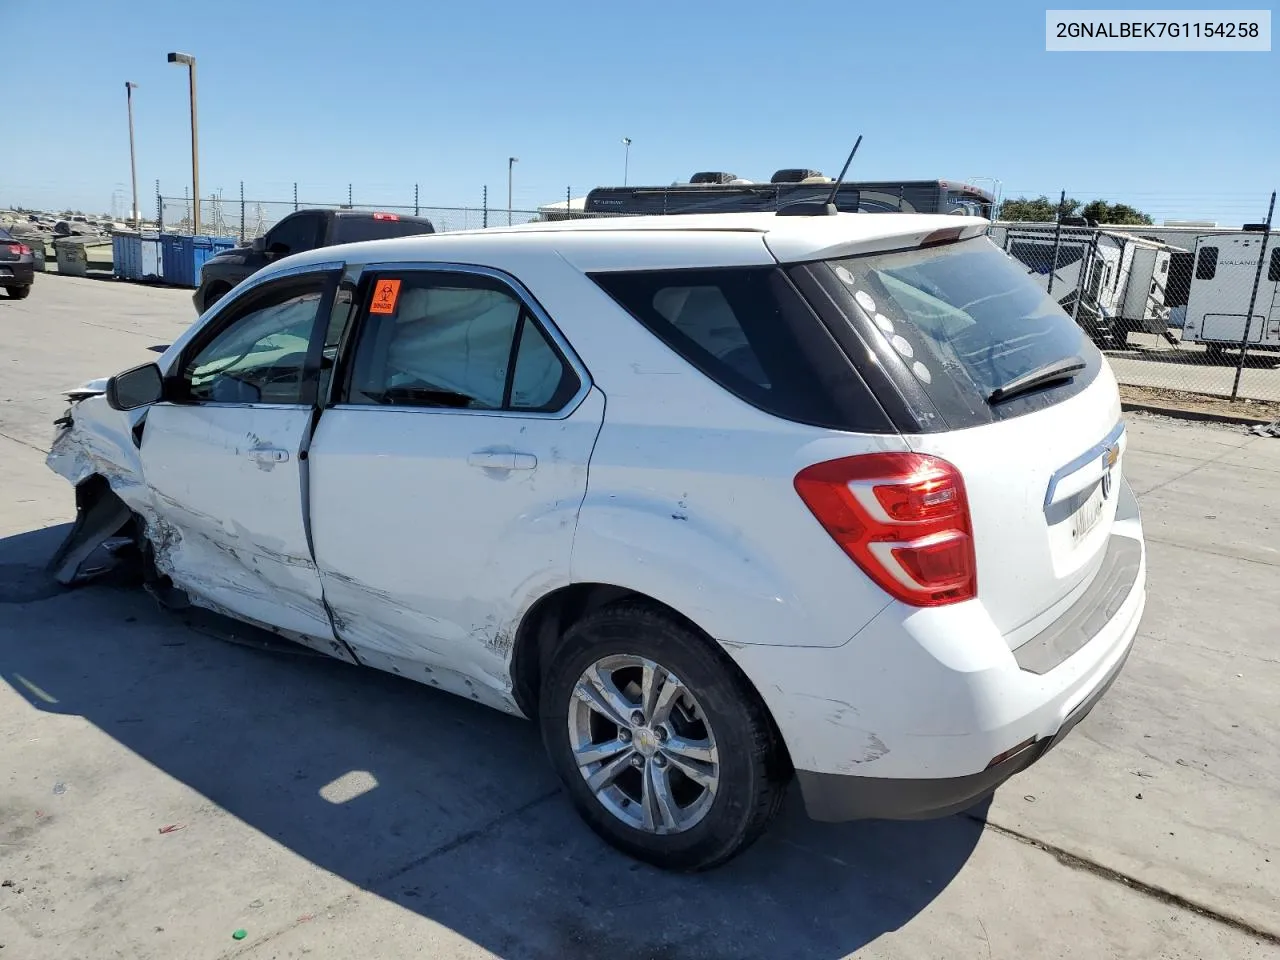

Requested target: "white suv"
[{"left": 48, "top": 211, "right": 1146, "bottom": 871}]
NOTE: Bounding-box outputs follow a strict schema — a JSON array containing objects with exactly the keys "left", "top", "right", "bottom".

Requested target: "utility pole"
[
  {"left": 507, "top": 157, "right": 518, "bottom": 226},
  {"left": 167, "top": 52, "right": 200, "bottom": 234},
  {"left": 125, "top": 82, "right": 140, "bottom": 228}
]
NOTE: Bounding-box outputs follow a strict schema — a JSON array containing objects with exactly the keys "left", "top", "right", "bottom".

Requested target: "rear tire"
[
  {"left": 539, "top": 603, "right": 789, "bottom": 871},
  {"left": 6, "top": 285, "right": 31, "bottom": 300}
]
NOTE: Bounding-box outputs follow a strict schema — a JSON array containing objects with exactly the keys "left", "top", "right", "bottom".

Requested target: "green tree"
[
  {"left": 997, "top": 195, "right": 1081, "bottom": 222},
  {"left": 1079, "top": 200, "right": 1154, "bottom": 225}
]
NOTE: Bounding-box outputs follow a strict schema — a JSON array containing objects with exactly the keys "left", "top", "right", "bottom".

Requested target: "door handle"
[
  {"left": 468, "top": 451, "right": 537, "bottom": 471},
  {"left": 248, "top": 447, "right": 290, "bottom": 464}
]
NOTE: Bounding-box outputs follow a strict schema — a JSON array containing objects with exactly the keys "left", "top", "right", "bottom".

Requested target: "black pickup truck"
[{"left": 192, "top": 208, "right": 436, "bottom": 313}]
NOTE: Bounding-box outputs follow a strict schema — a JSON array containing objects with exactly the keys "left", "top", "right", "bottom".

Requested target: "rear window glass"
[
  {"left": 824, "top": 238, "right": 1093, "bottom": 423},
  {"left": 333, "top": 216, "right": 434, "bottom": 244},
  {"left": 592, "top": 267, "right": 887, "bottom": 431}
]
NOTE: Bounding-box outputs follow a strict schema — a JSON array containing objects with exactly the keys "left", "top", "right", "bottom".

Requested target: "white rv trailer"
[
  {"left": 991, "top": 225, "right": 1179, "bottom": 341},
  {"left": 1181, "top": 232, "right": 1280, "bottom": 353},
  {"left": 1117, "top": 235, "right": 1177, "bottom": 335},
  {"left": 994, "top": 225, "right": 1128, "bottom": 343}
]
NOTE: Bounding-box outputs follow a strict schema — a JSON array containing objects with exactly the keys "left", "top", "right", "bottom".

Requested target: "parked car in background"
[
  {"left": 47, "top": 211, "right": 1145, "bottom": 871},
  {"left": 0, "top": 226, "right": 35, "bottom": 298},
  {"left": 192, "top": 208, "right": 436, "bottom": 313}
]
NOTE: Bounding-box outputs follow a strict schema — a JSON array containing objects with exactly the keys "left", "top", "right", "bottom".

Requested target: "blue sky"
[{"left": 4, "top": 1, "right": 1276, "bottom": 224}]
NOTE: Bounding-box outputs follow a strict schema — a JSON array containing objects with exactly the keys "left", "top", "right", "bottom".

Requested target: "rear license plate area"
[{"left": 1070, "top": 480, "right": 1107, "bottom": 545}]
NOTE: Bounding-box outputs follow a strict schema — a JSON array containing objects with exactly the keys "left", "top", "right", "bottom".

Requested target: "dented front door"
[{"left": 138, "top": 270, "right": 339, "bottom": 641}]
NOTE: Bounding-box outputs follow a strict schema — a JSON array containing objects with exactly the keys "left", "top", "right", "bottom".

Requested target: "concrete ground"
[
  {"left": 1, "top": 275, "right": 1277, "bottom": 959},
  {"left": 1106, "top": 332, "right": 1280, "bottom": 402}
]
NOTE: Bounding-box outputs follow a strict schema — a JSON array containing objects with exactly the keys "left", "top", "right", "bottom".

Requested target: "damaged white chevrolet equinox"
[{"left": 47, "top": 210, "right": 1145, "bottom": 870}]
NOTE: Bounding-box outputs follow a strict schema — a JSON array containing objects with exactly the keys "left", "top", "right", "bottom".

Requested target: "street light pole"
[
  {"left": 507, "top": 156, "right": 518, "bottom": 226},
  {"left": 125, "top": 82, "right": 140, "bottom": 229},
  {"left": 167, "top": 52, "right": 200, "bottom": 235},
  {"left": 622, "top": 137, "right": 631, "bottom": 186}
]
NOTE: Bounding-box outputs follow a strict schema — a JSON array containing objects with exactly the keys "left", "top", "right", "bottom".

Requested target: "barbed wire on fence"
[{"left": 144, "top": 183, "right": 1280, "bottom": 406}]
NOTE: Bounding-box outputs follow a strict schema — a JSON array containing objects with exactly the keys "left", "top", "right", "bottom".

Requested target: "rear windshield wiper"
[{"left": 987, "top": 356, "right": 1086, "bottom": 405}]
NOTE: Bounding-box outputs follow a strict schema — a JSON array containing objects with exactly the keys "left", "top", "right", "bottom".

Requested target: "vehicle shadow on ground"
[{"left": 0, "top": 524, "right": 988, "bottom": 960}]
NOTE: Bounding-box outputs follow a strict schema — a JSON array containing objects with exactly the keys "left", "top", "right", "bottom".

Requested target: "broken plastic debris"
[
  {"left": 1023, "top": 795, "right": 1036, "bottom": 803},
  {"left": 232, "top": 929, "right": 247, "bottom": 941},
  {"left": 158, "top": 823, "right": 186, "bottom": 834},
  {"left": 52, "top": 783, "right": 66, "bottom": 795}
]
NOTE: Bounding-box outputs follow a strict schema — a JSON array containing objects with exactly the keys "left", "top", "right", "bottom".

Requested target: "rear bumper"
[
  {"left": 0, "top": 262, "right": 35, "bottom": 286},
  {"left": 796, "top": 638, "right": 1132, "bottom": 821},
  {"left": 726, "top": 476, "right": 1146, "bottom": 820}
]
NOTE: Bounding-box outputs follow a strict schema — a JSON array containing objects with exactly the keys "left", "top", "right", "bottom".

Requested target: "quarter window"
[
  {"left": 182, "top": 279, "right": 327, "bottom": 404},
  {"left": 346, "top": 272, "right": 578, "bottom": 412},
  {"left": 591, "top": 267, "right": 866, "bottom": 429}
]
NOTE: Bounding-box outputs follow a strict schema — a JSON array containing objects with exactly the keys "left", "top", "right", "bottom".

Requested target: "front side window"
[
  {"left": 182, "top": 279, "right": 327, "bottom": 404},
  {"left": 346, "top": 272, "right": 578, "bottom": 412}
]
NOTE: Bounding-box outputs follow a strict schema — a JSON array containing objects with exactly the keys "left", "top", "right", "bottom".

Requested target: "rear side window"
[
  {"left": 1268, "top": 246, "right": 1280, "bottom": 282},
  {"left": 331, "top": 216, "right": 435, "bottom": 244},
  {"left": 1195, "top": 246, "right": 1218, "bottom": 280},
  {"left": 591, "top": 267, "right": 889, "bottom": 431},
  {"left": 265, "top": 213, "right": 324, "bottom": 256},
  {"left": 820, "top": 238, "right": 1098, "bottom": 428},
  {"left": 345, "top": 271, "right": 578, "bottom": 412}
]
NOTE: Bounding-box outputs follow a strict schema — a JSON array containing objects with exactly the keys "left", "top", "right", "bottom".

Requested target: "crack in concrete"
[
  {"left": 0, "top": 429, "right": 50, "bottom": 455},
  {"left": 973, "top": 815, "right": 1280, "bottom": 946},
  {"left": 1144, "top": 534, "right": 1280, "bottom": 569}
]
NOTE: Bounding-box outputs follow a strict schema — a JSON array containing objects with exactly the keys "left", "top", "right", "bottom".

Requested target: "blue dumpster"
[
  {"left": 112, "top": 232, "right": 164, "bottom": 281},
  {"left": 160, "top": 234, "right": 237, "bottom": 288},
  {"left": 112, "top": 233, "right": 140, "bottom": 280}
]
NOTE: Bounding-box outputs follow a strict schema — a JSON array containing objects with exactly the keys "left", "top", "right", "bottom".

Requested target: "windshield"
[{"left": 824, "top": 237, "right": 1096, "bottom": 423}]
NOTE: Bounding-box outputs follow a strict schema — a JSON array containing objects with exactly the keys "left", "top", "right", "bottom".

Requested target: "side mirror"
[
  {"left": 105, "top": 362, "right": 165, "bottom": 411},
  {"left": 252, "top": 236, "right": 267, "bottom": 254}
]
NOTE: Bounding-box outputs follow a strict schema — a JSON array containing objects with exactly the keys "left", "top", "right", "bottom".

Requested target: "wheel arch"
[{"left": 509, "top": 582, "right": 793, "bottom": 774}]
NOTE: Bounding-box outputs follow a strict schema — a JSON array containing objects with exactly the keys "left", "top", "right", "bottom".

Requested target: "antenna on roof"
[{"left": 777, "top": 135, "right": 862, "bottom": 217}]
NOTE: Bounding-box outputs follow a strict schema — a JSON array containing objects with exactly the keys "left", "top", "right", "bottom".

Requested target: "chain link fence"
[
  {"left": 990, "top": 194, "right": 1277, "bottom": 405},
  {"left": 156, "top": 195, "right": 550, "bottom": 240},
  {"left": 148, "top": 182, "right": 1279, "bottom": 405}
]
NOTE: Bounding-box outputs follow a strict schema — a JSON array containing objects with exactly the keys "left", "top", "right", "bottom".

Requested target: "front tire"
[
  {"left": 6, "top": 285, "right": 31, "bottom": 300},
  {"left": 204, "top": 282, "right": 230, "bottom": 310},
  {"left": 539, "top": 603, "right": 789, "bottom": 871}
]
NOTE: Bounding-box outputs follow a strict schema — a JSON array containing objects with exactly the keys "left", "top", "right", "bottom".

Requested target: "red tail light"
[
  {"left": 794, "top": 453, "right": 976, "bottom": 607},
  {"left": 372, "top": 212, "right": 400, "bottom": 221},
  {"left": 6, "top": 243, "right": 30, "bottom": 256}
]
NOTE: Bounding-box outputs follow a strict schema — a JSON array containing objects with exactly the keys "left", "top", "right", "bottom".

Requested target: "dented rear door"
[
  {"left": 306, "top": 265, "right": 603, "bottom": 708},
  {"left": 138, "top": 269, "right": 340, "bottom": 641}
]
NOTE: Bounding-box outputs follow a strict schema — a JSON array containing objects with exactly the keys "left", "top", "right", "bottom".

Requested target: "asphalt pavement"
[{"left": 1, "top": 276, "right": 1277, "bottom": 959}]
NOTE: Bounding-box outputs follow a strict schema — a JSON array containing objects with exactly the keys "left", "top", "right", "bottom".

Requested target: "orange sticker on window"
[{"left": 369, "top": 278, "right": 401, "bottom": 315}]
